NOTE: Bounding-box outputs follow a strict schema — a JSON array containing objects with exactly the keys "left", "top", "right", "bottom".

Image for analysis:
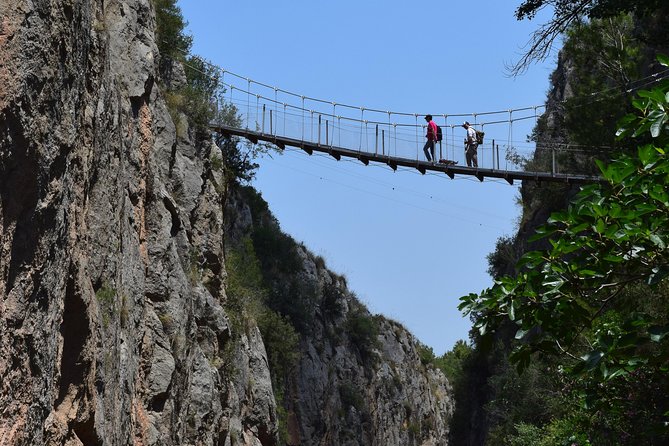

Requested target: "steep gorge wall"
[
  {"left": 0, "top": 1, "right": 453, "bottom": 445},
  {"left": 226, "top": 189, "right": 454, "bottom": 445},
  {"left": 0, "top": 1, "right": 276, "bottom": 444}
]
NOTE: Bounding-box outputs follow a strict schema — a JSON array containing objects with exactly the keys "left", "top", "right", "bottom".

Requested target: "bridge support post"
[
  {"left": 382, "top": 129, "right": 385, "bottom": 156},
  {"left": 262, "top": 104, "right": 266, "bottom": 134},
  {"left": 318, "top": 115, "right": 321, "bottom": 146},
  {"left": 491, "top": 138, "right": 494, "bottom": 169},
  {"left": 375, "top": 124, "right": 379, "bottom": 155}
]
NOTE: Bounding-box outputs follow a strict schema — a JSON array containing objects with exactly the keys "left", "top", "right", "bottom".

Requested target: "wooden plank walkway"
[{"left": 211, "top": 124, "right": 605, "bottom": 185}]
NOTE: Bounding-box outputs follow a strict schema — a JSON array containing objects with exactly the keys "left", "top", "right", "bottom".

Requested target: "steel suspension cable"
[{"left": 167, "top": 50, "right": 669, "bottom": 130}]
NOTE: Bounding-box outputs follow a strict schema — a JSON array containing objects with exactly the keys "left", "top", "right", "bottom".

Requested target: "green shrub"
[
  {"left": 225, "top": 238, "right": 264, "bottom": 301},
  {"left": 339, "top": 381, "right": 364, "bottom": 412},
  {"left": 182, "top": 55, "right": 221, "bottom": 135},
  {"left": 504, "top": 422, "right": 543, "bottom": 446},
  {"left": 225, "top": 237, "right": 301, "bottom": 395},
  {"left": 153, "top": 0, "right": 192, "bottom": 60},
  {"left": 434, "top": 339, "right": 472, "bottom": 383},
  {"left": 257, "top": 308, "right": 300, "bottom": 386},
  {"left": 224, "top": 237, "right": 266, "bottom": 337},
  {"left": 407, "top": 421, "right": 421, "bottom": 440},
  {"left": 266, "top": 279, "right": 317, "bottom": 335},
  {"left": 504, "top": 420, "right": 592, "bottom": 446},
  {"left": 251, "top": 225, "right": 302, "bottom": 276},
  {"left": 346, "top": 306, "right": 380, "bottom": 363},
  {"left": 96, "top": 283, "right": 116, "bottom": 328},
  {"left": 321, "top": 281, "right": 345, "bottom": 320},
  {"left": 418, "top": 344, "right": 436, "bottom": 366},
  {"left": 486, "top": 235, "right": 518, "bottom": 279}
]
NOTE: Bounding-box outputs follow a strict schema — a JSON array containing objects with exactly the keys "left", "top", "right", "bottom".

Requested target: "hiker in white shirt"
[{"left": 463, "top": 121, "right": 478, "bottom": 168}]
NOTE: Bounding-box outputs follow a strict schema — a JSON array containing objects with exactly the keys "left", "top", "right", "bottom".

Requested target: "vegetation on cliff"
[{"left": 448, "top": 3, "right": 669, "bottom": 440}]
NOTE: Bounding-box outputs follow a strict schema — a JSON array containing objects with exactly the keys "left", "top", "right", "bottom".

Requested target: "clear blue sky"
[{"left": 178, "top": 0, "right": 559, "bottom": 355}]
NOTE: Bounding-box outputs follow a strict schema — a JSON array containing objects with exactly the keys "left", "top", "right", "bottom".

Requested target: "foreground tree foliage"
[
  {"left": 511, "top": 0, "right": 668, "bottom": 74},
  {"left": 460, "top": 55, "right": 669, "bottom": 444}
]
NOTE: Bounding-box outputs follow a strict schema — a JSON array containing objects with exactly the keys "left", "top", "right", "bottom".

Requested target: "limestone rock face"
[
  {"left": 287, "top": 260, "right": 454, "bottom": 446},
  {"left": 226, "top": 190, "right": 454, "bottom": 446},
  {"left": 0, "top": 1, "right": 453, "bottom": 445},
  {"left": 0, "top": 1, "right": 275, "bottom": 445}
]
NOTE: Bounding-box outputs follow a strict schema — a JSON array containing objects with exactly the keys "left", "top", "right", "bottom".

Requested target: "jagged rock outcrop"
[
  {"left": 0, "top": 1, "right": 453, "bottom": 445},
  {"left": 292, "top": 294, "right": 453, "bottom": 446},
  {"left": 226, "top": 189, "right": 453, "bottom": 446}
]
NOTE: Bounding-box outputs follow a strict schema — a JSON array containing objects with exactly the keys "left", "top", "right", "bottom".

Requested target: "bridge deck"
[{"left": 212, "top": 124, "right": 604, "bottom": 185}]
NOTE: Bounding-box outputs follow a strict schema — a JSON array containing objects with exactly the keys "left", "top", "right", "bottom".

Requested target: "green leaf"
[
  {"left": 617, "top": 113, "right": 637, "bottom": 126},
  {"left": 509, "top": 300, "right": 516, "bottom": 321},
  {"left": 595, "top": 159, "right": 609, "bottom": 176},
  {"left": 657, "top": 54, "right": 669, "bottom": 67},
  {"left": 607, "top": 162, "right": 636, "bottom": 183},
  {"left": 510, "top": 348, "right": 532, "bottom": 373},
  {"left": 547, "top": 212, "right": 567, "bottom": 224},
  {"left": 542, "top": 277, "right": 565, "bottom": 289},
  {"left": 579, "top": 269, "right": 601, "bottom": 278},
  {"left": 515, "top": 328, "right": 528, "bottom": 340},
  {"left": 648, "top": 266, "right": 669, "bottom": 286},
  {"left": 638, "top": 144, "right": 658, "bottom": 166},
  {"left": 649, "top": 325, "right": 669, "bottom": 342},
  {"left": 633, "top": 120, "right": 652, "bottom": 138},
  {"left": 583, "top": 392, "right": 598, "bottom": 410},
  {"left": 600, "top": 361, "right": 609, "bottom": 379},
  {"left": 649, "top": 184, "right": 669, "bottom": 203},
  {"left": 649, "top": 233, "right": 666, "bottom": 250},
  {"left": 529, "top": 226, "right": 558, "bottom": 242},
  {"left": 517, "top": 252, "right": 543, "bottom": 269},
  {"left": 606, "top": 367, "right": 629, "bottom": 380},
  {"left": 650, "top": 114, "right": 667, "bottom": 138},
  {"left": 638, "top": 89, "right": 667, "bottom": 104},
  {"left": 570, "top": 222, "right": 589, "bottom": 234},
  {"left": 581, "top": 350, "right": 604, "bottom": 370},
  {"left": 627, "top": 357, "right": 648, "bottom": 367},
  {"left": 603, "top": 254, "right": 624, "bottom": 263},
  {"left": 632, "top": 98, "right": 648, "bottom": 111}
]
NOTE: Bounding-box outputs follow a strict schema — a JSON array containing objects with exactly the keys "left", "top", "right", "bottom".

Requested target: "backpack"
[
  {"left": 475, "top": 129, "right": 484, "bottom": 145},
  {"left": 436, "top": 125, "right": 443, "bottom": 142}
]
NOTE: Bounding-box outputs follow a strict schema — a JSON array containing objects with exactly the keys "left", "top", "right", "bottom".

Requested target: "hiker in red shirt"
[{"left": 423, "top": 114, "right": 437, "bottom": 162}]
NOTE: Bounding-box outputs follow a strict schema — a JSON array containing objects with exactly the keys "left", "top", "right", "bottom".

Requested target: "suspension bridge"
[
  {"left": 213, "top": 122, "right": 597, "bottom": 185},
  {"left": 202, "top": 62, "right": 668, "bottom": 185}
]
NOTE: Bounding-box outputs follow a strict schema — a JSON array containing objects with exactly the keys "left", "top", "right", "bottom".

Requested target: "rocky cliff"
[
  {"left": 226, "top": 187, "right": 453, "bottom": 445},
  {"left": 0, "top": 1, "right": 452, "bottom": 445}
]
